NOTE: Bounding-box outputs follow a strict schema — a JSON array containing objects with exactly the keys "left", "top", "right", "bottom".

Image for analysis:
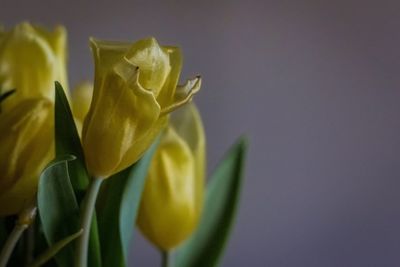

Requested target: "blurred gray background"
[{"left": 3, "top": 0, "right": 400, "bottom": 266}]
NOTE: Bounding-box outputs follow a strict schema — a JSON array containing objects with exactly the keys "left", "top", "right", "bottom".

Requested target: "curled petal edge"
[
  {"left": 114, "top": 57, "right": 160, "bottom": 109},
  {"left": 160, "top": 76, "right": 201, "bottom": 116}
]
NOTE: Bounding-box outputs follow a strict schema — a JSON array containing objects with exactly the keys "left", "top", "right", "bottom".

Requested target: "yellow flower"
[
  {"left": 82, "top": 37, "right": 201, "bottom": 178},
  {"left": 137, "top": 103, "right": 205, "bottom": 250},
  {"left": 0, "top": 22, "right": 68, "bottom": 110},
  {"left": 0, "top": 98, "right": 53, "bottom": 216},
  {"left": 71, "top": 81, "right": 93, "bottom": 135},
  {"left": 72, "top": 81, "right": 93, "bottom": 122}
]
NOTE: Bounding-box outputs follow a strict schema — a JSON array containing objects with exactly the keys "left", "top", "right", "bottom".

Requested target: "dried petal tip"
[{"left": 161, "top": 76, "right": 202, "bottom": 115}]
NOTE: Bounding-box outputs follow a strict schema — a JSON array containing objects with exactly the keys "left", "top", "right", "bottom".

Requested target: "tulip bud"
[
  {"left": 72, "top": 81, "right": 93, "bottom": 122},
  {"left": 0, "top": 22, "right": 68, "bottom": 110},
  {"left": 71, "top": 81, "right": 93, "bottom": 135},
  {"left": 0, "top": 98, "right": 53, "bottom": 216},
  {"left": 82, "top": 37, "right": 201, "bottom": 178},
  {"left": 137, "top": 103, "right": 205, "bottom": 250}
]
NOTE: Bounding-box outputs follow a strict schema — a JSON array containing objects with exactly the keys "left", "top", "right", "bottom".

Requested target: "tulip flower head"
[
  {"left": 0, "top": 22, "right": 68, "bottom": 110},
  {"left": 82, "top": 38, "right": 201, "bottom": 178},
  {"left": 137, "top": 103, "right": 205, "bottom": 250},
  {"left": 0, "top": 98, "right": 53, "bottom": 216},
  {"left": 71, "top": 81, "right": 93, "bottom": 135},
  {"left": 72, "top": 81, "right": 93, "bottom": 122}
]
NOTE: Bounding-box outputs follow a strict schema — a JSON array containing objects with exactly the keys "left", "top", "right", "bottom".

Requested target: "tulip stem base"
[
  {"left": 0, "top": 202, "right": 37, "bottom": 267},
  {"left": 161, "top": 250, "right": 173, "bottom": 267},
  {"left": 0, "top": 224, "right": 27, "bottom": 267},
  {"left": 75, "top": 177, "right": 103, "bottom": 267}
]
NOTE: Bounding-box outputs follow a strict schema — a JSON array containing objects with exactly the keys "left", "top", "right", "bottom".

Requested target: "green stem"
[
  {"left": 25, "top": 223, "right": 35, "bottom": 265},
  {"left": 75, "top": 177, "right": 103, "bottom": 267},
  {"left": 0, "top": 202, "right": 36, "bottom": 267},
  {"left": 161, "top": 250, "right": 173, "bottom": 267},
  {"left": 0, "top": 224, "right": 27, "bottom": 267}
]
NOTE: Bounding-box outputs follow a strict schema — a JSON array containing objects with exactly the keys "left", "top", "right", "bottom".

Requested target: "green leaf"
[
  {"left": 54, "top": 82, "right": 102, "bottom": 267},
  {"left": 29, "top": 229, "right": 83, "bottom": 267},
  {"left": 37, "top": 157, "right": 81, "bottom": 267},
  {"left": 97, "top": 138, "right": 160, "bottom": 267},
  {"left": 54, "top": 81, "right": 89, "bottom": 193},
  {"left": 175, "top": 137, "right": 248, "bottom": 267}
]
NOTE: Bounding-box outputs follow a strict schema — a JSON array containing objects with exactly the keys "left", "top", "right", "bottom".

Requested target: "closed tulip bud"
[
  {"left": 82, "top": 38, "right": 201, "bottom": 178},
  {"left": 137, "top": 103, "right": 205, "bottom": 250},
  {"left": 0, "top": 22, "right": 68, "bottom": 110},
  {"left": 71, "top": 81, "right": 93, "bottom": 135},
  {"left": 0, "top": 98, "right": 53, "bottom": 216},
  {"left": 72, "top": 81, "right": 93, "bottom": 122}
]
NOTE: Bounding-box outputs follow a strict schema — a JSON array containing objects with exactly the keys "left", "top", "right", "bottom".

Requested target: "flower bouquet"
[{"left": 0, "top": 23, "right": 247, "bottom": 267}]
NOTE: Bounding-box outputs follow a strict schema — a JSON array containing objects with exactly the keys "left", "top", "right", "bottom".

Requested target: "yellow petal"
[
  {"left": 137, "top": 103, "right": 205, "bottom": 250},
  {"left": 171, "top": 103, "right": 206, "bottom": 216},
  {"left": 160, "top": 76, "right": 201, "bottom": 115},
  {"left": 0, "top": 22, "right": 68, "bottom": 110},
  {"left": 125, "top": 38, "right": 171, "bottom": 97},
  {"left": 156, "top": 46, "right": 183, "bottom": 108},
  {"left": 82, "top": 65, "right": 161, "bottom": 177},
  {"left": 32, "top": 24, "right": 68, "bottom": 92},
  {"left": 83, "top": 37, "right": 200, "bottom": 178},
  {"left": 138, "top": 127, "right": 196, "bottom": 250},
  {"left": 0, "top": 26, "right": 4, "bottom": 40},
  {"left": 72, "top": 81, "right": 93, "bottom": 122},
  {"left": 89, "top": 38, "right": 130, "bottom": 74},
  {"left": 0, "top": 98, "right": 53, "bottom": 216}
]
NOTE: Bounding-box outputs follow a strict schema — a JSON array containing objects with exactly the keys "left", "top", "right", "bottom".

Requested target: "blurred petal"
[
  {"left": 32, "top": 25, "right": 68, "bottom": 92},
  {"left": 137, "top": 126, "right": 196, "bottom": 250},
  {"left": 0, "top": 98, "right": 53, "bottom": 216},
  {"left": 138, "top": 103, "right": 205, "bottom": 250},
  {"left": 0, "top": 22, "right": 67, "bottom": 110},
  {"left": 72, "top": 81, "right": 93, "bottom": 122},
  {"left": 171, "top": 103, "right": 205, "bottom": 219}
]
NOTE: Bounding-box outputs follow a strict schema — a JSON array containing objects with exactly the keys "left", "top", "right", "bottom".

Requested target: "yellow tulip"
[
  {"left": 0, "top": 98, "right": 53, "bottom": 216},
  {"left": 82, "top": 37, "right": 201, "bottom": 178},
  {"left": 0, "top": 22, "right": 68, "bottom": 110},
  {"left": 72, "top": 81, "right": 93, "bottom": 122},
  {"left": 71, "top": 81, "right": 93, "bottom": 135},
  {"left": 137, "top": 103, "right": 205, "bottom": 250}
]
